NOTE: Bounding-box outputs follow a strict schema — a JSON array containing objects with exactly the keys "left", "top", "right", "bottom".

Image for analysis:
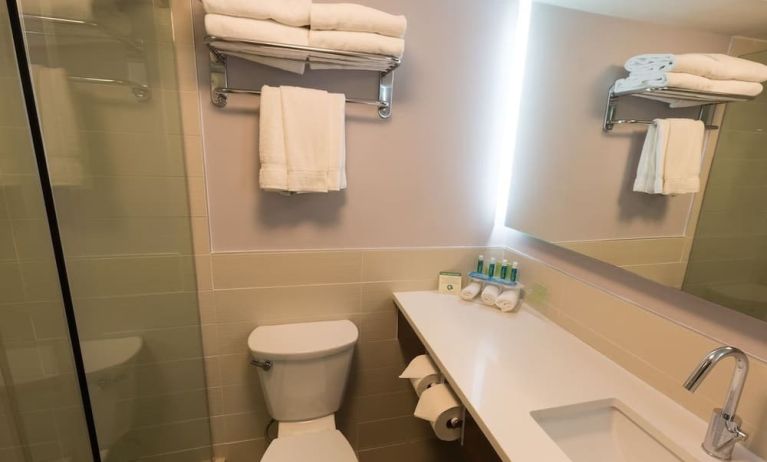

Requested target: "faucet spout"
[
  {"left": 683, "top": 346, "right": 749, "bottom": 460},
  {"left": 683, "top": 346, "right": 748, "bottom": 419}
]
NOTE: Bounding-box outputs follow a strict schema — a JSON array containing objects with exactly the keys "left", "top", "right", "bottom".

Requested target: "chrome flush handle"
[{"left": 250, "top": 359, "right": 273, "bottom": 371}]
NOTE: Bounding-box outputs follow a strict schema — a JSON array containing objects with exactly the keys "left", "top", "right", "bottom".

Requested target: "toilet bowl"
[{"left": 248, "top": 320, "right": 359, "bottom": 462}]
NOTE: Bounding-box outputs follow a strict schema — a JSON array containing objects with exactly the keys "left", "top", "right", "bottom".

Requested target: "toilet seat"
[{"left": 261, "top": 430, "right": 358, "bottom": 462}]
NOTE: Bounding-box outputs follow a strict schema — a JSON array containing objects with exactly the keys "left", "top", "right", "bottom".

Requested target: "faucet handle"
[{"left": 714, "top": 421, "right": 747, "bottom": 452}]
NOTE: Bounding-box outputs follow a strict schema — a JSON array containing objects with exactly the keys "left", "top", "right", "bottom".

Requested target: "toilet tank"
[{"left": 248, "top": 320, "right": 359, "bottom": 422}]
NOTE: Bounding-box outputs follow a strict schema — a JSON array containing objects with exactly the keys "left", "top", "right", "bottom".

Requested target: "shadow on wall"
[{"left": 257, "top": 191, "right": 347, "bottom": 228}]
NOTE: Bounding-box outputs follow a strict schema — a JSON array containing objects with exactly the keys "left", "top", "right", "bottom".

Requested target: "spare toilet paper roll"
[
  {"left": 399, "top": 355, "right": 440, "bottom": 396},
  {"left": 460, "top": 281, "right": 481, "bottom": 300},
  {"left": 414, "top": 383, "right": 462, "bottom": 441},
  {"left": 496, "top": 289, "right": 521, "bottom": 313},
  {"left": 480, "top": 284, "right": 501, "bottom": 306}
]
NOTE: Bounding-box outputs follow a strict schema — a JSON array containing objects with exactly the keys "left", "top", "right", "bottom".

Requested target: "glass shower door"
[{"left": 0, "top": 1, "right": 93, "bottom": 460}]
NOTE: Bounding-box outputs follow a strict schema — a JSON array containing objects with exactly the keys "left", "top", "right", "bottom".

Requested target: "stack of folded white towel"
[
  {"left": 624, "top": 53, "right": 767, "bottom": 196},
  {"left": 616, "top": 53, "right": 767, "bottom": 106},
  {"left": 202, "top": 0, "right": 406, "bottom": 74}
]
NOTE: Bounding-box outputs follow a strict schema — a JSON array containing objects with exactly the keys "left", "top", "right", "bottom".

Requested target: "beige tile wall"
[
  {"left": 201, "top": 248, "right": 500, "bottom": 462},
  {"left": 508, "top": 247, "right": 767, "bottom": 457}
]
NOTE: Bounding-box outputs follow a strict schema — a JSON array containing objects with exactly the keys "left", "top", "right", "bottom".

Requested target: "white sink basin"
[{"left": 531, "top": 399, "right": 695, "bottom": 462}]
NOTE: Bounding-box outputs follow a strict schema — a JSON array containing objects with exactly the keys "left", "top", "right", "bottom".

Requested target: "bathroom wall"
[
  {"left": 176, "top": 0, "right": 524, "bottom": 459},
  {"left": 194, "top": 0, "right": 519, "bottom": 251},
  {"left": 504, "top": 231, "right": 767, "bottom": 458},
  {"left": 505, "top": 3, "right": 731, "bottom": 243}
]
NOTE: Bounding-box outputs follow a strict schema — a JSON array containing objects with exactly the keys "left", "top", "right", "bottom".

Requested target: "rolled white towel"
[
  {"left": 625, "top": 54, "right": 767, "bottom": 83},
  {"left": 460, "top": 282, "right": 481, "bottom": 301},
  {"left": 311, "top": 3, "right": 407, "bottom": 38},
  {"left": 480, "top": 285, "right": 501, "bottom": 306},
  {"left": 202, "top": 0, "right": 311, "bottom": 27},
  {"left": 615, "top": 72, "right": 763, "bottom": 107},
  {"left": 496, "top": 290, "right": 521, "bottom": 313},
  {"left": 309, "top": 30, "right": 404, "bottom": 58}
]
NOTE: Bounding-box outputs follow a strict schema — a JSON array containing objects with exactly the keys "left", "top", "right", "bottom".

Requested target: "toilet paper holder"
[{"left": 447, "top": 417, "right": 463, "bottom": 429}]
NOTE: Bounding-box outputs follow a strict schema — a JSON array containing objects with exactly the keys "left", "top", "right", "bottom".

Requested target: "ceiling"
[{"left": 534, "top": 0, "right": 767, "bottom": 39}]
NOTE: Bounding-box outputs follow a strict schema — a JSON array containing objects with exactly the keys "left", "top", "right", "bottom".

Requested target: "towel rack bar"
[
  {"left": 609, "top": 119, "right": 719, "bottom": 130},
  {"left": 214, "top": 87, "right": 387, "bottom": 108},
  {"left": 69, "top": 76, "right": 151, "bottom": 101}
]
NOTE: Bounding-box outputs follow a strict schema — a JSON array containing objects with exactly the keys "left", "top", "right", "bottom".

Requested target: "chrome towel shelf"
[
  {"left": 602, "top": 84, "right": 756, "bottom": 131},
  {"left": 205, "top": 35, "right": 401, "bottom": 119}
]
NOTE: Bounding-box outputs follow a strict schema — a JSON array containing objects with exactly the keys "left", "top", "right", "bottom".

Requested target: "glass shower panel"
[
  {"left": 0, "top": 2, "right": 92, "bottom": 461},
  {"left": 684, "top": 49, "right": 767, "bottom": 322},
  {"left": 17, "top": 1, "right": 212, "bottom": 460}
]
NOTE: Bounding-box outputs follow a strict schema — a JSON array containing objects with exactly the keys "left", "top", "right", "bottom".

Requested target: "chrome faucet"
[{"left": 683, "top": 346, "right": 749, "bottom": 460}]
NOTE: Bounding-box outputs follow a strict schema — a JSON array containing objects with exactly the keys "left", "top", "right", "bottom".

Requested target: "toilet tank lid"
[{"left": 248, "top": 320, "right": 359, "bottom": 360}]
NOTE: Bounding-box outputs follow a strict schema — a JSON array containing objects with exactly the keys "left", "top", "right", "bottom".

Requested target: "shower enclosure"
[
  {"left": 1, "top": 1, "right": 211, "bottom": 461},
  {"left": 684, "top": 49, "right": 767, "bottom": 322}
]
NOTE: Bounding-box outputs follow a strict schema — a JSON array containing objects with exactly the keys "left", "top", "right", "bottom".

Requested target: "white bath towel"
[
  {"left": 32, "top": 66, "right": 85, "bottom": 187},
  {"left": 202, "top": 0, "right": 311, "bottom": 27},
  {"left": 259, "top": 86, "right": 346, "bottom": 193},
  {"left": 311, "top": 3, "right": 407, "bottom": 38},
  {"left": 309, "top": 30, "right": 404, "bottom": 57},
  {"left": 204, "top": 15, "right": 309, "bottom": 73},
  {"left": 615, "top": 72, "right": 764, "bottom": 97},
  {"left": 625, "top": 53, "right": 767, "bottom": 83},
  {"left": 480, "top": 285, "right": 501, "bottom": 306},
  {"left": 495, "top": 290, "right": 521, "bottom": 313},
  {"left": 460, "top": 282, "right": 481, "bottom": 301},
  {"left": 633, "top": 119, "right": 705, "bottom": 195}
]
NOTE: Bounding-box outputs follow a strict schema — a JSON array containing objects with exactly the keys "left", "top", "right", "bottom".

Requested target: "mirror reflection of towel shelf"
[
  {"left": 205, "top": 35, "right": 402, "bottom": 119},
  {"left": 602, "top": 84, "right": 756, "bottom": 131}
]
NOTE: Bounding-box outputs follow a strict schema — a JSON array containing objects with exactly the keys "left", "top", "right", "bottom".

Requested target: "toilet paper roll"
[
  {"left": 414, "top": 383, "right": 462, "bottom": 441},
  {"left": 400, "top": 355, "right": 441, "bottom": 396}
]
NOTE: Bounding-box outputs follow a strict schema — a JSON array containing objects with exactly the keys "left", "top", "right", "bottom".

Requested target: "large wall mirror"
[{"left": 507, "top": 0, "right": 767, "bottom": 322}]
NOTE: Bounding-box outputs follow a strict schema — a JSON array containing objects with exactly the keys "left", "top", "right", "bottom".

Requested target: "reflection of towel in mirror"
[
  {"left": 625, "top": 53, "right": 767, "bottom": 83},
  {"left": 614, "top": 72, "right": 763, "bottom": 108},
  {"left": 633, "top": 119, "right": 704, "bottom": 196},
  {"left": 310, "top": 3, "right": 407, "bottom": 38},
  {"left": 21, "top": 0, "right": 132, "bottom": 35},
  {"left": 32, "top": 66, "right": 85, "bottom": 187}
]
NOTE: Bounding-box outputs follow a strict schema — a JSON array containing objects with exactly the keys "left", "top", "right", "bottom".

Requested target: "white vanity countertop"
[{"left": 393, "top": 291, "right": 763, "bottom": 462}]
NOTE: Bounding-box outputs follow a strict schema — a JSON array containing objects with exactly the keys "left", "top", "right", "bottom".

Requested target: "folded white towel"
[
  {"left": 32, "top": 66, "right": 85, "bottom": 187},
  {"left": 495, "top": 290, "right": 521, "bottom": 313},
  {"left": 204, "top": 15, "right": 309, "bottom": 73},
  {"left": 202, "top": 0, "right": 311, "bottom": 27},
  {"left": 311, "top": 3, "right": 407, "bottom": 38},
  {"left": 460, "top": 282, "right": 481, "bottom": 301},
  {"left": 633, "top": 119, "right": 705, "bottom": 196},
  {"left": 615, "top": 72, "right": 764, "bottom": 97},
  {"left": 625, "top": 53, "right": 767, "bottom": 83},
  {"left": 480, "top": 285, "right": 501, "bottom": 306},
  {"left": 259, "top": 86, "right": 346, "bottom": 193},
  {"left": 309, "top": 30, "right": 404, "bottom": 57}
]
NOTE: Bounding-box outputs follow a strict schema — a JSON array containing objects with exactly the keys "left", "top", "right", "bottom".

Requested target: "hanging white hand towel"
[
  {"left": 633, "top": 119, "right": 705, "bottom": 195},
  {"left": 624, "top": 53, "right": 767, "bottom": 83},
  {"left": 310, "top": 3, "right": 407, "bottom": 38},
  {"left": 204, "top": 15, "right": 310, "bottom": 74},
  {"left": 202, "top": 0, "right": 311, "bottom": 27},
  {"left": 259, "top": 86, "right": 347, "bottom": 193}
]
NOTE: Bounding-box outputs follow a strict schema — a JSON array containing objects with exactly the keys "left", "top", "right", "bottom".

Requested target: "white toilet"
[{"left": 247, "top": 320, "right": 359, "bottom": 462}]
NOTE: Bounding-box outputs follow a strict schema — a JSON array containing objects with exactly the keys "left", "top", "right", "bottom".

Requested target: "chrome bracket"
[
  {"left": 378, "top": 71, "right": 394, "bottom": 119},
  {"left": 250, "top": 359, "right": 273, "bottom": 371},
  {"left": 210, "top": 50, "right": 229, "bottom": 108}
]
